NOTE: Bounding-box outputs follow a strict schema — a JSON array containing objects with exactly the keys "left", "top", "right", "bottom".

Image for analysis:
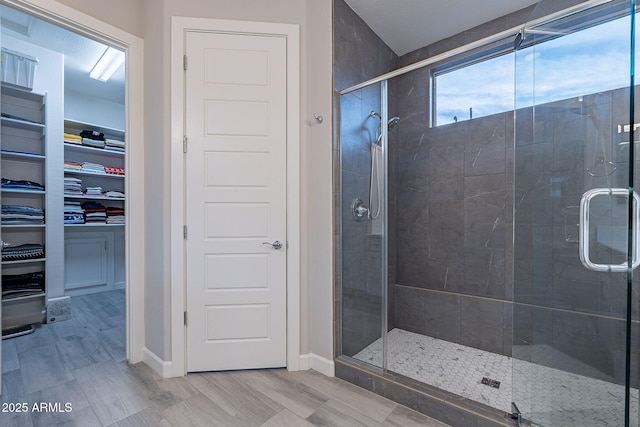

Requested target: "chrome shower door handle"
[
  {"left": 263, "top": 240, "right": 283, "bottom": 250},
  {"left": 579, "top": 188, "right": 640, "bottom": 272}
]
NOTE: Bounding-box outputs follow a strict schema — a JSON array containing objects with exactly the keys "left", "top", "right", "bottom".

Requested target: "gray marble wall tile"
[
  {"left": 394, "top": 286, "right": 426, "bottom": 335},
  {"left": 460, "top": 298, "right": 508, "bottom": 355},
  {"left": 463, "top": 248, "right": 506, "bottom": 299},
  {"left": 464, "top": 174, "right": 506, "bottom": 249},
  {"left": 464, "top": 114, "right": 506, "bottom": 176},
  {"left": 427, "top": 130, "right": 465, "bottom": 201},
  {"left": 423, "top": 291, "right": 461, "bottom": 343}
]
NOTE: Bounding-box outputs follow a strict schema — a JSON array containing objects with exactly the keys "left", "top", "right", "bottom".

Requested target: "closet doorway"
[{"left": 0, "top": 0, "right": 144, "bottom": 395}]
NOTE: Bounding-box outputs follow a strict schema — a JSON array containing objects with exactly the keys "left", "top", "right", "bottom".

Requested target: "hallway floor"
[{"left": 1, "top": 290, "right": 447, "bottom": 426}]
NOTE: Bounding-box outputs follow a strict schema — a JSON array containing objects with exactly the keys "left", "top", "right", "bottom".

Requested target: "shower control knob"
[{"left": 351, "top": 198, "right": 369, "bottom": 221}]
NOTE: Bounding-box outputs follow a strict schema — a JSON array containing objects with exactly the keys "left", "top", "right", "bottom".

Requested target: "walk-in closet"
[{"left": 0, "top": 4, "right": 127, "bottom": 364}]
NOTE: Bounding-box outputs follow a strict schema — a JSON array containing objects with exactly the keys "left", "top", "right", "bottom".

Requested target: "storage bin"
[{"left": 0, "top": 48, "right": 38, "bottom": 90}]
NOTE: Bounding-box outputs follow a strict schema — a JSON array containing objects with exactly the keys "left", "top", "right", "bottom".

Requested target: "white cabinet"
[
  {"left": 1, "top": 85, "right": 47, "bottom": 334},
  {"left": 64, "top": 231, "right": 115, "bottom": 296}
]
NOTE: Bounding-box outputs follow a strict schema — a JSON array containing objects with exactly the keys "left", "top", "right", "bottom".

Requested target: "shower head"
[
  {"left": 370, "top": 111, "right": 400, "bottom": 131},
  {"left": 388, "top": 117, "right": 400, "bottom": 130}
]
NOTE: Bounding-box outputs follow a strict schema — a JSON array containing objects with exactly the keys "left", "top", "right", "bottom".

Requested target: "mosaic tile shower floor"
[{"left": 354, "top": 328, "right": 638, "bottom": 426}]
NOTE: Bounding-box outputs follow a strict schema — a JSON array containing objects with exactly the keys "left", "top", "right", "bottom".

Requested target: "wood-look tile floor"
[{"left": 1, "top": 290, "right": 449, "bottom": 426}]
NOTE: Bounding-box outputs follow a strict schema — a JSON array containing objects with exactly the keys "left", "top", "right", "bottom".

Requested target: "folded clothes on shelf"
[
  {"left": 82, "top": 201, "right": 106, "bottom": 223},
  {"left": 106, "top": 206, "right": 125, "bottom": 224},
  {"left": 1, "top": 204, "right": 44, "bottom": 225},
  {"left": 84, "top": 186, "right": 103, "bottom": 196},
  {"left": 64, "top": 201, "right": 84, "bottom": 224},
  {"left": 2, "top": 243, "right": 44, "bottom": 261},
  {"left": 1, "top": 178, "right": 44, "bottom": 191},
  {"left": 80, "top": 130, "right": 105, "bottom": 141},
  {"left": 63, "top": 133, "right": 82, "bottom": 145},
  {"left": 104, "top": 189, "right": 125, "bottom": 198},
  {"left": 81, "top": 138, "right": 106, "bottom": 149},
  {"left": 2, "top": 272, "right": 44, "bottom": 299},
  {"left": 104, "top": 166, "right": 125, "bottom": 175},
  {"left": 64, "top": 161, "right": 83, "bottom": 171},
  {"left": 105, "top": 138, "right": 125, "bottom": 148},
  {"left": 64, "top": 176, "right": 83, "bottom": 195},
  {"left": 81, "top": 162, "right": 106, "bottom": 174}
]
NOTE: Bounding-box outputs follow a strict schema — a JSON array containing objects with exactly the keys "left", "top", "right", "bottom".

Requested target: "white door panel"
[{"left": 185, "top": 31, "right": 287, "bottom": 372}]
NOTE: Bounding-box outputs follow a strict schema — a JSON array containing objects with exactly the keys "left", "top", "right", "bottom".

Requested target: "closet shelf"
[
  {"left": 1, "top": 150, "right": 45, "bottom": 160},
  {"left": 2, "top": 258, "right": 46, "bottom": 265},
  {"left": 1, "top": 189, "right": 45, "bottom": 195},
  {"left": 2, "top": 292, "right": 45, "bottom": 303},
  {"left": 1, "top": 117, "right": 45, "bottom": 132},
  {"left": 64, "top": 223, "right": 124, "bottom": 228},
  {"left": 1, "top": 224, "right": 46, "bottom": 229},
  {"left": 64, "top": 143, "right": 124, "bottom": 158},
  {"left": 63, "top": 169, "right": 125, "bottom": 179},
  {"left": 64, "top": 194, "right": 125, "bottom": 201}
]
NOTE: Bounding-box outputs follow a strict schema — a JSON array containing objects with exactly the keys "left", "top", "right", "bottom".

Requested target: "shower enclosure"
[{"left": 337, "top": 0, "right": 640, "bottom": 425}]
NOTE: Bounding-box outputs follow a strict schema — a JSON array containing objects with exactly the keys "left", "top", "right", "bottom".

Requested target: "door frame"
[
  {"left": 170, "top": 17, "right": 300, "bottom": 376},
  {"left": 0, "top": 0, "right": 145, "bottom": 363}
]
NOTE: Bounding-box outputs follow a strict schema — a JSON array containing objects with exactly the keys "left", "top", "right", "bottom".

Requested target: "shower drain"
[{"left": 481, "top": 377, "right": 501, "bottom": 389}]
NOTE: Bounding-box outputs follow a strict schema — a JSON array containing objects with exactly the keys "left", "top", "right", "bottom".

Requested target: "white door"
[{"left": 185, "top": 31, "right": 288, "bottom": 372}]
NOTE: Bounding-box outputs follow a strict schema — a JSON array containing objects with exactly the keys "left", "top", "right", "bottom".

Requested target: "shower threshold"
[{"left": 353, "top": 328, "right": 638, "bottom": 426}]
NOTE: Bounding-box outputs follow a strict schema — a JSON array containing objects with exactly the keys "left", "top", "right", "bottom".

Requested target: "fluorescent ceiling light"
[{"left": 90, "top": 47, "right": 124, "bottom": 82}]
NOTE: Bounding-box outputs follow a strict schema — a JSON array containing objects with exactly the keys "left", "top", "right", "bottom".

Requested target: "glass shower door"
[
  {"left": 339, "top": 82, "right": 387, "bottom": 369},
  {"left": 512, "top": 1, "right": 638, "bottom": 425}
]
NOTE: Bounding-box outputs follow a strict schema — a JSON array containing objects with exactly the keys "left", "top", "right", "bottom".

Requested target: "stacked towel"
[{"left": 1, "top": 205, "right": 44, "bottom": 225}]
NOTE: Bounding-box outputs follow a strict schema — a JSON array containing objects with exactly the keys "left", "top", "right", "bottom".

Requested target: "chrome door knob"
[{"left": 262, "top": 240, "right": 283, "bottom": 250}]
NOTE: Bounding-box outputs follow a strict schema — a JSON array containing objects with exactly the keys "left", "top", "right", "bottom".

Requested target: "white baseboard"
[
  {"left": 299, "top": 354, "right": 311, "bottom": 370},
  {"left": 299, "top": 353, "right": 335, "bottom": 377},
  {"left": 142, "top": 347, "right": 174, "bottom": 378},
  {"left": 114, "top": 281, "right": 126, "bottom": 290}
]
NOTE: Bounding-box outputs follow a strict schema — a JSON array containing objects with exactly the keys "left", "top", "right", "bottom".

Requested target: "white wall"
[
  {"left": 54, "top": 0, "right": 145, "bottom": 38},
  {"left": 2, "top": 34, "right": 65, "bottom": 301},
  {"left": 306, "top": 0, "right": 334, "bottom": 364},
  {"left": 64, "top": 90, "right": 125, "bottom": 130}
]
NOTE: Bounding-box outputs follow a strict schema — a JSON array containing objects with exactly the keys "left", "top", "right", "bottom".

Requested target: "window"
[{"left": 432, "top": 12, "right": 635, "bottom": 127}]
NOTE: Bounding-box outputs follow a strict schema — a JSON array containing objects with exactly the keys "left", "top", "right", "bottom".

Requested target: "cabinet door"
[{"left": 64, "top": 232, "right": 114, "bottom": 296}]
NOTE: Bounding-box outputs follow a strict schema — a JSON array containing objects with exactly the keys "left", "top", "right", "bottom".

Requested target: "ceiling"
[
  {"left": 0, "top": 1, "right": 542, "bottom": 101},
  {"left": 0, "top": 5, "right": 125, "bottom": 104},
  {"left": 344, "top": 0, "right": 540, "bottom": 56}
]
